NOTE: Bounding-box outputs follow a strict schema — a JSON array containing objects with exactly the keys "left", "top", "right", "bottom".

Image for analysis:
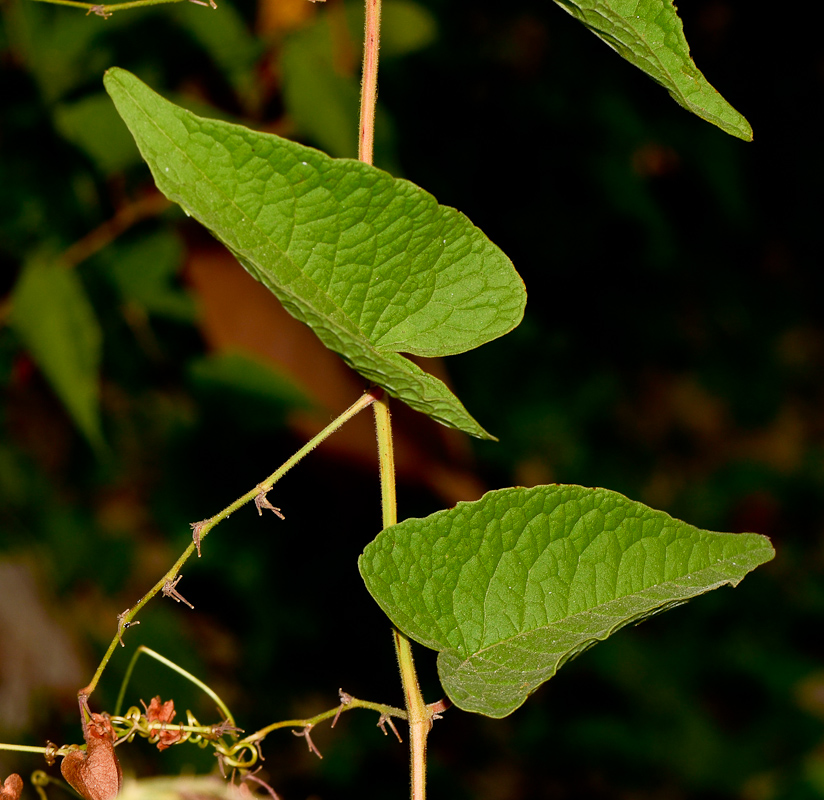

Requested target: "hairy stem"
[
  {"left": 242, "top": 695, "right": 407, "bottom": 747},
  {"left": 394, "top": 629, "right": 429, "bottom": 800},
  {"left": 358, "top": 0, "right": 381, "bottom": 164},
  {"left": 80, "top": 388, "right": 382, "bottom": 699},
  {"left": 373, "top": 398, "right": 429, "bottom": 800}
]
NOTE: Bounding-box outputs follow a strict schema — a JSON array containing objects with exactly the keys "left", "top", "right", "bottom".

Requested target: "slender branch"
[
  {"left": 80, "top": 388, "right": 382, "bottom": 699},
  {"left": 115, "top": 646, "right": 234, "bottom": 724},
  {"left": 26, "top": 0, "right": 214, "bottom": 18},
  {"left": 61, "top": 191, "right": 170, "bottom": 269},
  {"left": 373, "top": 394, "right": 396, "bottom": 528},
  {"left": 0, "top": 191, "right": 169, "bottom": 329},
  {"left": 0, "top": 744, "right": 70, "bottom": 756},
  {"left": 241, "top": 694, "right": 407, "bottom": 747},
  {"left": 358, "top": 0, "right": 382, "bottom": 164}
]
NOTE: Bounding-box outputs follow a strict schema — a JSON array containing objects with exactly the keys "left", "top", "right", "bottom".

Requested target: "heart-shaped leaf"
[
  {"left": 360, "top": 484, "right": 774, "bottom": 717},
  {"left": 553, "top": 0, "right": 752, "bottom": 141},
  {"left": 104, "top": 68, "right": 526, "bottom": 439}
]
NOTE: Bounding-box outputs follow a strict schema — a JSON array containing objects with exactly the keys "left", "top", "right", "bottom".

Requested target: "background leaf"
[
  {"left": 100, "top": 230, "right": 196, "bottom": 322},
  {"left": 10, "top": 257, "right": 104, "bottom": 451},
  {"left": 552, "top": 0, "right": 752, "bottom": 140},
  {"left": 104, "top": 68, "right": 526, "bottom": 439},
  {"left": 54, "top": 92, "right": 147, "bottom": 175},
  {"left": 280, "top": 0, "right": 433, "bottom": 167},
  {"left": 360, "top": 484, "right": 774, "bottom": 717},
  {"left": 187, "top": 350, "right": 312, "bottom": 430},
  {"left": 168, "top": 0, "right": 263, "bottom": 107}
]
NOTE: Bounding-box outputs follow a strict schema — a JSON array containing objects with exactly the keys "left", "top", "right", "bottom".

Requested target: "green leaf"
[
  {"left": 169, "top": 0, "right": 262, "bottom": 104},
  {"left": 280, "top": 22, "right": 363, "bottom": 160},
  {"left": 351, "top": 0, "right": 437, "bottom": 58},
  {"left": 280, "top": 20, "right": 400, "bottom": 172},
  {"left": 10, "top": 257, "right": 105, "bottom": 451},
  {"left": 281, "top": 0, "right": 434, "bottom": 165},
  {"left": 102, "top": 230, "right": 196, "bottom": 322},
  {"left": 6, "top": 0, "right": 118, "bottom": 103},
  {"left": 188, "top": 351, "right": 312, "bottom": 429},
  {"left": 359, "top": 484, "right": 775, "bottom": 717},
  {"left": 104, "top": 68, "right": 526, "bottom": 439},
  {"left": 553, "top": 0, "right": 752, "bottom": 141},
  {"left": 54, "top": 92, "right": 145, "bottom": 174}
]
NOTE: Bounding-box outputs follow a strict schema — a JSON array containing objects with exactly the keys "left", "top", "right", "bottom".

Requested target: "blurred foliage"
[{"left": 1, "top": 0, "right": 823, "bottom": 798}]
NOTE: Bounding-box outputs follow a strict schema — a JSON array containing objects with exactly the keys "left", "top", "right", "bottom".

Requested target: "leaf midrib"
[
  {"left": 560, "top": 0, "right": 731, "bottom": 125},
  {"left": 431, "top": 545, "right": 766, "bottom": 662},
  {"left": 588, "top": 1, "right": 687, "bottom": 106}
]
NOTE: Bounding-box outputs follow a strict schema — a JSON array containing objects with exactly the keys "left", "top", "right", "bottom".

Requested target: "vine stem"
[
  {"left": 80, "top": 387, "right": 382, "bottom": 699},
  {"left": 358, "top": 0, "right": 381, "bottom": 164},
  {"left": 27, "top": 0, "right": 213, "bottom": 17},
  {"left": 359, "top": 0, "right": 430, "bottom": 792},
  {"left": 240, "top": 694, "right": 407, "bottom": 747},
  {"left": 373, "top": 399, "right": 430, "bottom": 800}
]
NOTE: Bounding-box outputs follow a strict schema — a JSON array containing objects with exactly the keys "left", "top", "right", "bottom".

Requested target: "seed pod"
[{"left": 60, "top": 714, "right": 122, "bottom": 800}]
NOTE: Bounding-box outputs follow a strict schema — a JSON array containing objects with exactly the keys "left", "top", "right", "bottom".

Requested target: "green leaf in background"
[
  {"left": 102, "top": 230, "right": 196, "bottom": 322},
  {"left": 54, "top": 92, "right": 146, "bottom": 175},
  {"left": 10, "top": 257, "right": 104, "bottom": 451},
  {"left": 281, "top": 0, "right": 434, "bottom": 163},
  {"left": 188, "top": 351, "right": 312, "bottom": 430},
  {"left": 359, "top": 485, "right": 774, "bottom": 717},
  {"left": 169, "top": 0, "right": 263, "bottom": 108},
  {"left": 4, "top": 0, "right": 119, "bottom": 103},
  {"left": 280, "top": 22, "right": 365, "bottom": 161},
  {"left": 104, "top": 68, "right": 526, "bottom": 440},
  {"left": 552, "top": 0, "right": 752, "bottom": 141},
  {"left": 377, "top": 0, "right": 437, "bottom": 57}
]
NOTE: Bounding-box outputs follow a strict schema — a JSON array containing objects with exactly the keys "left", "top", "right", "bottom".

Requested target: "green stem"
[
  {"left": 114, "top": 646, "right": 234, "bottom": 724},
  {"left": 394, "top": 629, "right": 429, "bottom": 800},
  {"left": 0, "top": 744, "right": 68, "bottom": 756},
  {"left": 81, "top": 388, "right": 382, "bottom": 699},
  {"left": 242, "top": 695, "right": 407, "bottom": 746},
  {"left": 27, "top": 0, "right": 211, "bottom": 17},
  {"left": 373, "top": 394, "right": 396, "bottom": 528},
  {"left": 373, "top": 397, "right": 429, "bottom": 800},
  {"left": 358, "top": 6, "right": 431, "bottom": 788}
]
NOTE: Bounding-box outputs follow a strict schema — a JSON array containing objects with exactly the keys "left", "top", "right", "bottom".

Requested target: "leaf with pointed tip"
[
  {"left": 553, "top": 0, "right": 752, "bottom": 141},
  {"left": 104, "top": 68, "right": 526, "bottom": 439},
  {"left": 360, "top": 484, "right": 774, "bottom": 717}
]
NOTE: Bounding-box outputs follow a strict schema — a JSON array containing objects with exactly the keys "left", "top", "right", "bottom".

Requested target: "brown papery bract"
[
  {"left": 1, "top": 774, "right": 24, "bottom": 800},
  {"left": 60, "top": 714, "right": 122, "bottom": 800}
]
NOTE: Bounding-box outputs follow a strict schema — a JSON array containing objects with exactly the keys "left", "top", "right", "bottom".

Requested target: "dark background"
[{"left": 1, "top": 0, "right": 823, "bottom": 797}]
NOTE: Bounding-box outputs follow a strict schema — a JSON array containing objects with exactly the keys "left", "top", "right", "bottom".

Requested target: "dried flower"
[{"left": 144, "top": 697, "right": 183, "bottom": 751}]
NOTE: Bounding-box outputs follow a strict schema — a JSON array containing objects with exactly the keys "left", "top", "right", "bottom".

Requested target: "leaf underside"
[
  {"left": 104, "top": 68, "right": 526, "bottom": 439},
  {"left": 553, "top": 0, "right": 752, "bottom": 141},
  {"left": 360, "top": 484, "right": 774, "bottom": 717}
]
